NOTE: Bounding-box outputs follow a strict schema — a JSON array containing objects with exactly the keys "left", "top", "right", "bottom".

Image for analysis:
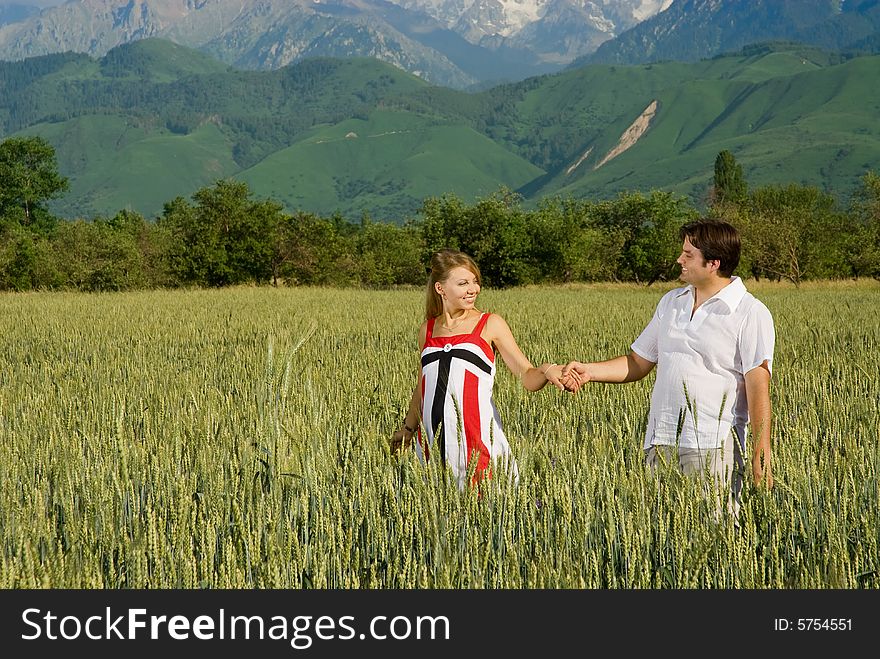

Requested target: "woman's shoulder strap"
[
  {"left": 426, "top": 316, "right": 435, "bottom": 339},
  {"left": 472, "top": 312, "right": 491, "bottom": 336}
]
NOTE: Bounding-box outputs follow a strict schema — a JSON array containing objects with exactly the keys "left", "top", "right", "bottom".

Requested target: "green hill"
[
  {"left": 518, "top": 50, "right": 880, "bottom": 204},
  {"left": 1, "top": 41, "right": 434, "bottom": 218},
  {"left": 2, "top": 39, "right": 880, "bottom": 221},
  {"left": 19, "top": 115, "right": 239, "bottom": 218},
  {"left": 97, "top": 38, "right": 234, "bottom": 82},
  {"left": 238, "top": 110, "right": 544, "bottom": 219}
]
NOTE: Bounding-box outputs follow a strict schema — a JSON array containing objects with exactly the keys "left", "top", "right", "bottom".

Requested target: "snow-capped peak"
[
  {"left": 388, "top": 0, "right": 673, "bottom": 40},
  {"left": 629, "top": 0, "right": 674, "bottom": 22}
]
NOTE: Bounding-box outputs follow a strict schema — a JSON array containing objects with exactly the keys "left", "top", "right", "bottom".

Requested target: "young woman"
[{"left": 392, "top": 248, "right": 577, "bottom": 489}]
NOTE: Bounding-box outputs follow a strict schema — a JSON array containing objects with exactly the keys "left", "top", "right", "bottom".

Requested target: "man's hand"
[
  {"left": 540, "top": 363, "right": 581, "bottom": 392},
  {"left": 753, "top": 452, "right": 773, "bottom": 490},
  {"left": 745, "top": 362, "right": 773, "bottom": 491},
  {"left": 561, "top": 361, "right": 591, "bottom": 392}
]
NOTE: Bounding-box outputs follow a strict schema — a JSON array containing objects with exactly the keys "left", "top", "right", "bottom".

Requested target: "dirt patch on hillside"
[
  {"left": 594, "top": 100, "right": 658, "bottom": 170},
  {"left": 565, "top": 147, "right": 594, "bottom": 176}
]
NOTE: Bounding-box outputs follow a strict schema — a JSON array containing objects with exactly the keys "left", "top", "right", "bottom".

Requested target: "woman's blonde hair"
[{"left": 425, "top": 249, "right": 481, "bottom": 319}]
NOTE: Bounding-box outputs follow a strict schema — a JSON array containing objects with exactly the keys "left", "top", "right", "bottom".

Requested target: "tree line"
[{"left": 1, "top": 138, "right": 878, "bottom": 292}]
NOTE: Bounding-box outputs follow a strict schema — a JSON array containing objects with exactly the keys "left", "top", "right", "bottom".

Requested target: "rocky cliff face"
[
  {"left": 582, "top": 0, "right": 880, "bottom": 65},
  {"left": 398, "top": 0, "right": 673, "bottom": 60},
  {"left": 0, "top": 0, "right": 674, "bottom": 85}
]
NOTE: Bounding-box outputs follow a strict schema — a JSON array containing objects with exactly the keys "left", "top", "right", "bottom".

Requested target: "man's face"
[{"left": 677, "top": 236, "right": 716, "bottom": 285}]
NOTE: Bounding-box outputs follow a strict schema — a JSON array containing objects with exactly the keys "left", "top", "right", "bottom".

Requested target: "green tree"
[
  {"left": 0, "top": 136, "right": 68, "bottom": 232},
  {"left": 735, "top": 184, "right": 848, "bottom": 285},
  {"left": 527, "top": 197, "right": 623, "bottom": 283},
  {"left": 591, "top": 191, "right": 696, "bottom": 284},
  {"left": 0, "top": 222, "right": 59, "bottom": 290},
  {"left": 49, "top": 210, "right": 166, "bottom": 291},
  {"left": 848, "top": 171, "right": 880, "bottom": 279},
  {"left": 158, "top": 180, "right": 283, "bottom": 287},
  {"left": 419, "top": 188, "right": 533, "bottom": 288},
  {"left": 712, "top": 150, "right": 747, "bottom": 205},
  {"left": 273, "top": 211, "right": 358, "bottom": 287},
  {"left": 353, "top": 216, "right": 423, "bottom": 287}
]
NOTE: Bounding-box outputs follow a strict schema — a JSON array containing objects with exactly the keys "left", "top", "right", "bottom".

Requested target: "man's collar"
[
  {"left": 675, "top": 276, "right": 747, "bottom": 311},
  {"left": 714, "top": 276, "right": 748, "bottom": 311}
]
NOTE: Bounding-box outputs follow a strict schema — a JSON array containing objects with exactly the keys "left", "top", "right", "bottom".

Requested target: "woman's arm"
[
  {"left": 391, "top": 381, "right": 421, "bottom": 452},
  {"left": 391, "top": 321, "right": 428, "bottom": 452},
  {"left": 485, "top": 314, "right": 570, "bottom": 392}
]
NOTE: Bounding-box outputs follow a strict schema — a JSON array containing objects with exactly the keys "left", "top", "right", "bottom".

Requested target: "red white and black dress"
[{"left": 416, "top": 312, "right": 518, "bottom": 489}]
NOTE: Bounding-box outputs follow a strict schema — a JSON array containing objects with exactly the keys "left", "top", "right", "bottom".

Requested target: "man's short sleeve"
[
  {"left": 738, "top": 300, "right": 775, "bottom": 375},
  {"left": 631, "top": 291, "right": 674, "bottom": 364}
]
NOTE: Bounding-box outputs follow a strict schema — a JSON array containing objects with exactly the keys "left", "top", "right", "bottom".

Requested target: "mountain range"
[
  {"left": 580, "top": 0, "right": 880, "bottom": 65},
  {"left": 2, "top": 38, "right": 878, "bottom": 221},
  {"left": 0, "top": 0, "right": 677, "bottom": 88},
  {"left": 3, "top": 1, "right": 880, "bottom": 88}
]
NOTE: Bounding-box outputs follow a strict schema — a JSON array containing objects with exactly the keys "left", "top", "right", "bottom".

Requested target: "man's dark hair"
[{"left": 679, "top": 219, "right": 741, "bottom": 277}]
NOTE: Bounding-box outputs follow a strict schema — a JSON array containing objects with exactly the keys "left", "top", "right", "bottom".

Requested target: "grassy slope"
[
  {"left": 237, "top": 110, "right": 544, "bottom": 220},
  {"left": 4, "top": 48, "right": 432, "bottom": 218},
  {"left": 97, "top": 38, "right": 233, "bottom": 82},
  {"left": 22, "top": 116, "right": 238, "bottom": 219},
  {"left": 523, "top": 52, "right": 880, "bottom": 204}
]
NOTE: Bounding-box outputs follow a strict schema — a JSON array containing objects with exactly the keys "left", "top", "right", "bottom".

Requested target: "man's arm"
[
  {"left": 561, "top": 291, "right": 668, "bottom": 391},
  {"left": 562, "top": 351, "right": 656, "bottom": 387},
  {"left": 745, "top": 362, "right": 773, "bottom": 490}
]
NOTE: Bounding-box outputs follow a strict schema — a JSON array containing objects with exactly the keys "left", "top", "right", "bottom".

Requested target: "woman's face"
[{"left": 437, "top": 266, "right": 480, "bottom": 312}]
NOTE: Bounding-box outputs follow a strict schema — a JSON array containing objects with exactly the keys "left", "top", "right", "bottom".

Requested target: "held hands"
[
  {"left": 542, "top": 362, "right": 587, "bottom": 393},
  {"left": 560, "top": 361, "right": 591, "bottom": 393}
]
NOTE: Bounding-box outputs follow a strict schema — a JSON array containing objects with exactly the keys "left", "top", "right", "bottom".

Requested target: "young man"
[{"left": 563, "top": 220, "right": 774, "bottom": 512}]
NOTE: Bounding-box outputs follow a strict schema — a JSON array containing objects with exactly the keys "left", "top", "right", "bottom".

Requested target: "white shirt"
[{"left": 631, "top": 277, "right": 775, "bottom": 451}]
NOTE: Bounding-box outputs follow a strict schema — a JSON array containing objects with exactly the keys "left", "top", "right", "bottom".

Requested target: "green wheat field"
[{"left": 1, "top": 281, "right": 877, "bottom": 588}]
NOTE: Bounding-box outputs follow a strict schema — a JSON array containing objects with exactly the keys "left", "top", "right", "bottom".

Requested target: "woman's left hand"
[{"left": 390, "top": 429, "right": 413, "bottom": 453}]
